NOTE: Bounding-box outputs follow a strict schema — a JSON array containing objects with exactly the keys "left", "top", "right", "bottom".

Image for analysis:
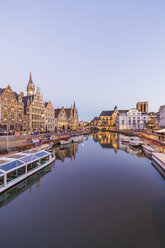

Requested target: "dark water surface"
[{"left": 0, "top": 133, "right": 165, "bottom": 248}]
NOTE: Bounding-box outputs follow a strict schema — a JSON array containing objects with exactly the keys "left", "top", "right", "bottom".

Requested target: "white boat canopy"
[{"left": 156, "top": 129, "right": 165, "bottom": 133}]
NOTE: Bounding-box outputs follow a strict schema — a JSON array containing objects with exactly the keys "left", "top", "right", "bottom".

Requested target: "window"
[
  {"left": 17, "top": 166, "right": 26, "bottom": 177},
  {"left": 3, "top": 112, "right": 7, "bottom": 120},
  {"left": 40, "top": 156, "right": 49, "bottom": 165},
  {"left": 0, "top": 175, "right": 4, "bottom": 188},
  {"left": 7, "top": 166, "right": 25, "bottom": 183},
  {"left": 11, "top": 113, "right": 14, "bottom": 120},
  {"left": 27, "top": 161, "right": 39, "bottom": 172},
  {"left": 4, "top": 104, "right": 8, "bottom": 109},
  {"left": 19, "top": 113, "right": 22, "bottom": 120}
]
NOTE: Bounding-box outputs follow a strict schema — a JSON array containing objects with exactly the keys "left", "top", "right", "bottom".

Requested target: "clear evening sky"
[{"left": 0, "top": 0, "right": 165, "bottom": 121}]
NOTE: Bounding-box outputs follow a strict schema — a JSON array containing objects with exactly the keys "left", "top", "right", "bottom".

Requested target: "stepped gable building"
[
  {"left": 44, "top": 100, "right": 55, "bottom": 132},
  {"left": 55, "top": 102, "right": 79, "bottom": 131},
  {"left": 0, "top": 85, "right": 24, "bottom": 132},
  {"left": 23, "top": 73, "right": 45, "bottom": 132}
]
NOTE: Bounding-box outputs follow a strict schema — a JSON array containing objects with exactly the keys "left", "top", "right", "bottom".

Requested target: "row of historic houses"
[
  {"left": 0, "top": 73, "right": 79, "bottom": 133},
  {"left": 91, "top": 103, "right": 158, "bottom": 131}
]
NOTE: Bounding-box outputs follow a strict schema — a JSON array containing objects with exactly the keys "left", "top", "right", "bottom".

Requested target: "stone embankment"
[{"left": 0, "top": 130, "right": 91, "bottom": 155}]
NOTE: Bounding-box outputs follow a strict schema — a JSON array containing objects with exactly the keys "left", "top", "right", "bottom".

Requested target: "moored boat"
[
  {"left": 59, "top": 139, "right": 72, "bottom": 145},
  {"left": 72, "top": 135, "right": 84, "bottom": 143},
  {"left": 129, "top": 140, "right": 144, "bottom": 148},
  {"left": 142, "top": 144, "right": 160, "bottom": 158},
  {"left": 121, "top": 136, "right": 130, "bottom": 143},
  {"left": 151, "top": 160, "right": 165, "bottom": 179},
  {"left": 152, "top": 152, "right": 165, "bottom": 171},
  {"left": 0, "top": 149, "right": 55, "bottom": 193}
]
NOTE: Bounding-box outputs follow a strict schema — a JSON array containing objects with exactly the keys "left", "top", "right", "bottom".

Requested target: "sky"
[{"left": 0, "top": 0, "right": 165, "bottom": 121}]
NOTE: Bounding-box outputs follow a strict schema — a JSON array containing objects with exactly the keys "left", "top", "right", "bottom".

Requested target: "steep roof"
[
  {"left": 118, "top": 110, "right": 128, "bottom": 113},
  {"left": 0, "top": 88, "right": 5, "bottom": 96},
  {"left": 65, "top": 108, "right": 71, "bottom": 117},
  {"left": 45, "top": 102, "right": 49, "bottom": 107},
  {"left": 13, "top": 91, "right": 18, "bottom": 100},
  {"left": 55, "top": 108, "right": 61, "bottom": 118},
  {"left": 100, "top": 111, "right": 114, "bottom": 116},
  {"left": 55, "top": 108, "right": 72, "bottom": 118},
  {"left": 22, "top": 95, "right": 34, "bottom": 106}
]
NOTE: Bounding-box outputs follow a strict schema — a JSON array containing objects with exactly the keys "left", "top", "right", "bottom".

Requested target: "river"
[{"left": 0, "top": 132, "right": 165, "bottom": 248}]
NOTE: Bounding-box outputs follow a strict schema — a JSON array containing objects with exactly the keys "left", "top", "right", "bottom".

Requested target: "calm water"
[{"left": 0, "top": 132, "right": 165, "bottom": 248}]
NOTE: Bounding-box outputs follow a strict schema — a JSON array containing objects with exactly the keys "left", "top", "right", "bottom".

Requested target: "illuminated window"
[
  {"left": 11, "top": 113, "right": 14, "bottom": 120},
  {"left": 19, "top": 113, "right": 22, "bottom": 120},
  {"left": 3, "top": 112, "right": 7, "bottom": 120}
]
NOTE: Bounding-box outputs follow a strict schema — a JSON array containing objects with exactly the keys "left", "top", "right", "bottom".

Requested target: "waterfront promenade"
[{"left": 0, "top": 129, "right": 90, "bottom": 154}]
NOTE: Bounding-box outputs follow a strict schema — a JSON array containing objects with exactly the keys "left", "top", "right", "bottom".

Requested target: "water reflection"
[
  {"left": 0, "top": 143, "right": 79, "bottom": 208},
  {"left": 54, "top": 143, "right": 78, "bottom": 162},
  {"left": 91, "top": 132, "right": 146, "bottom": 158},
  {"left": 0, "top": 163, "right": 53, "bottom": 208}
]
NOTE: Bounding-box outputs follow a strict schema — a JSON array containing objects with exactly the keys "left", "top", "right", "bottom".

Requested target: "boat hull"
[
  {"left": 142, "top": 145, "right": 160, "bottom": 158},
  {"left": 0, "top": 157, "right": 55, "bottom": 194},
  {"left": 152, "top": 153, "right": 165, "bottom": 171},
  {"left": 60, "top": 140, "right": 72, "bottom": 145},
  {"left": 142, "top": 147, "right": 152, "bottom": 158},
  {"left": 152, "top": 160, "right": 165, "bottom": 179}
]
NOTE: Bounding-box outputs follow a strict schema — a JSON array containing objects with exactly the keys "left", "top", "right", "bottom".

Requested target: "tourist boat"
[
  {"left": 152, "top": 152, "right": 165, "bottom": 171},
  {"left": 142, "top": 144, "right": 160, "bottom": 158},
  {"left": 0, "top": 149, "right": 55, "bottom": 193}
]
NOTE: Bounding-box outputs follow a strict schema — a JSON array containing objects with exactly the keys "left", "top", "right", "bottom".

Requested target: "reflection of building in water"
[
  {"left": 91, "top": 132, "right": 118, "bottom": 152},
  {"left": 55, "top": 143, "right": 78, "bottom": 162},
  {"left": 91, "top": 132, "right": 146, "bottom": 157},
  {"left": 0, "top": 164, "right": 52, "bottom": 208}
]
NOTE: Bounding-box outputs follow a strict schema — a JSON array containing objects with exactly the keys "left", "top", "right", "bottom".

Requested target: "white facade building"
[
  {"left": 157, "top": 105, "right": 165, "bottom": 127},
  {"left": 117, "top": 108, "right": 148, "bottom": 130}
]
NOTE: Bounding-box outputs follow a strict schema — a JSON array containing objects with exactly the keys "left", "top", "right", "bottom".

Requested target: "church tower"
[
  {"left": 73, "top": 101, "right": 78, "bottom": 128},
  {"left": 27, "top": 72, "right": 35, "bottom": 96}
]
